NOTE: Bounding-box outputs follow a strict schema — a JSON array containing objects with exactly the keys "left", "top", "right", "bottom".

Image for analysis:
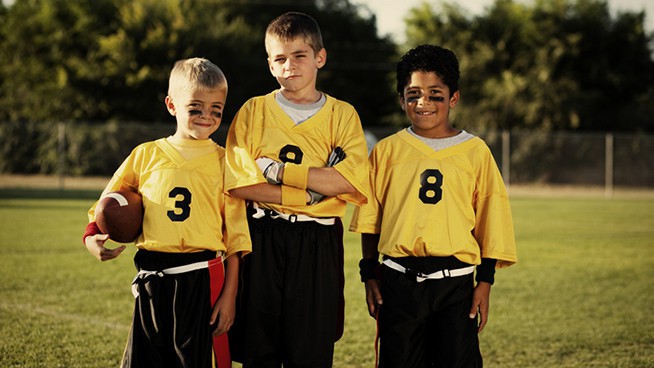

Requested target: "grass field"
[{"left": 1, "top": 186, "right": 653, "bottom": 367}]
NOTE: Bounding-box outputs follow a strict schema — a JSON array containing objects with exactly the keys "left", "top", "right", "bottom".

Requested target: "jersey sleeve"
[
  {"left": 472, "top": 146, "right": 518, "bottom": 268},
  {"left": 331, "top": 101, "right": 371, "bottom": 206},
  {"left": 222, "top": 192, "right": 252, "bottom": 258},
  {"left": 87, "top": 146, "right": 142, "bottom": 222},
  {"left": 349, "top": 145, "right": 381, "bottom": 234},
  {"left": 224, "top": 99, "right": 267, "bottom": 192}
]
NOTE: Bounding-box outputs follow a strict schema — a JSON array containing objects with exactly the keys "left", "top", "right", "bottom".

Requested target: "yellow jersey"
[
  {"left": 88, "top": 138, "right": 251, "bottom": 257},
  {"left": 225, "top": 90, "right": 370, "bottom": 218},
  {"left": 350, "top": 129, "right": 517, "bottom": 267}
]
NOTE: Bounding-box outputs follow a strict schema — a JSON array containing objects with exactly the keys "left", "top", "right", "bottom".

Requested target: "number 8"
[{"left": 418, "top": 169, "right": 443, "bottom": 204}]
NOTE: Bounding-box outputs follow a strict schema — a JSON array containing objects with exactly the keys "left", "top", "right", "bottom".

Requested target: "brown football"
[{"left": 95, "top": 190, "right": 143, "bottom": 243}]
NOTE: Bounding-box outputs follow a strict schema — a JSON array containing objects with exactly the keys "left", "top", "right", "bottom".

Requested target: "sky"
[{"left": 352, "top": 0, "right": 654, "bottom": 43}]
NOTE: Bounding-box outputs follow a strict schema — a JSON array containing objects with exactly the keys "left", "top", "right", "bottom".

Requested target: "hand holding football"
[{"left": 95, "top": 190, "right": 143, "bottom": 243}]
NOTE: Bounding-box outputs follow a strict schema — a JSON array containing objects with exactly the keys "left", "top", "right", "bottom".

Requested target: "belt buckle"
[
  {"left": 289, "top": 214, "right": 298, "bottom": 223},
  {"left": 404, "top": 267, "right": 425, "bottom": 282}
]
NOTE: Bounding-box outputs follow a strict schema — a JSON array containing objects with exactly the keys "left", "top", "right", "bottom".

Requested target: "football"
[{"left": 95, "top": 190, "right": 143, "bottom": 243}]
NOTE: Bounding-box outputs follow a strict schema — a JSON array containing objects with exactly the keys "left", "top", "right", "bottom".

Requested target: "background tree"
[
  {"left": 402, "top": 0, "right": 654, "bottom": 134},
  {"left": 0, "top": 0, "right": 397, "bottom": 174},
  {"left": 1, "top": 0, "right": 653, "bottom": 176},
  {"left": 0, "top": 0, "right": 396, "bottom": 126},
  {"left": 0, "top": 0, "right": 120, "bottom": 122}
]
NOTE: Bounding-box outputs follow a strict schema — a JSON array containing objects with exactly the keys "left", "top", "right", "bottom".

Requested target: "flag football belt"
[
  {"left": 251, "top": 203, "right": 335, "bottom": 225},
  {"left": 131, "top": 255, "right": 224, "bottom": 298},
  {"left": 382, "top": 258, "right": 475, "bottom": 283}
]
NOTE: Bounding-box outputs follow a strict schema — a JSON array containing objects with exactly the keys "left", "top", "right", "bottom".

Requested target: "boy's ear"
[
  {"left": 399, "top": 94, "right": 406, "bottom": 112},
  {"left": 449, "top": 90, "right": 460, "bottom": 108},
  {"left": 315, "top": 48, "right": 327, "bottom": 69},
  {"left": 165, "top": 96, "right": 176, "bottom": 116},
  {"left": 267, "top": 57, "right": 275, "bottom": 77}
]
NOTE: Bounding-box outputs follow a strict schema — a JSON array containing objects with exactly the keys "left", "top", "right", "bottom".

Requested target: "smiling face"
[
  {"left": 165, "top": 87, "right": 226, "bottom": 140},
  {"left": 400, "top": 71, "right": 460, "bottom": 139},
  {"left": 266, "top": 35, "right": 326, "bottom": 103}
]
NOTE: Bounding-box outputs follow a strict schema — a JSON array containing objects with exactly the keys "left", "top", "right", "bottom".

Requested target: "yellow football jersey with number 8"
[
  {"left": 350, "top": 129, "right": 517, "bottom": 268},
  {"left": 224, "top": 91, "right": 370, "bottom": 218}
]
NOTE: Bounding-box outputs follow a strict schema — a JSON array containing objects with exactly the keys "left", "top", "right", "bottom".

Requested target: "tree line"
[
  {"left": 404, "top": 0, "right": 654, "bottom": 134},
  {"left": 0, "top": 0, "right": 399, "bottom": 126},
  {"left": 0, "top": 0, "right": 653, "bottom": 175}
]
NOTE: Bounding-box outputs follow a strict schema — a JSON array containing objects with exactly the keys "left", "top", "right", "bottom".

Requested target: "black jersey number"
[
  {"left": 278, "top": 144, "right": 303, "bottom": 164},
  {"left": 167, "top": 187, "right": 191, "bottom": 222},
  {"left": 419, "top": 169, "right": 443, "bottom": 204}
]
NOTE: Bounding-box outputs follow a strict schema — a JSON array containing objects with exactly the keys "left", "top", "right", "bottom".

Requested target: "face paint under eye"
[
  {"left": 189, "top": 110, "right": 202, "bottom": 116},
  {"left": 429, "top": 96, "right": 445, "bottom": 103},
  {"left": 406, "top": 96, "right": 420, "bottom": 104},
  {"left": 211, "top": 112, "right": 222, "bottom": 118}
]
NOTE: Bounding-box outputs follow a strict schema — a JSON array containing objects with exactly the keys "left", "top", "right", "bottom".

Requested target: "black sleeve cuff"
[
  {"left": 475, "top": 258, "right": 497, "bottom": 285},
  {"left": 359, "top": 258, "right": 380, "bottom": 282}
]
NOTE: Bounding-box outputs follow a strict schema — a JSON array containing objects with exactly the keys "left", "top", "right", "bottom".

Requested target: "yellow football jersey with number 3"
[
  {"left": 88, "top": 138, "right": 251, "bottom": 257},
  {"left": 350, "top": 129, "right": 517, "bottom": 267}
]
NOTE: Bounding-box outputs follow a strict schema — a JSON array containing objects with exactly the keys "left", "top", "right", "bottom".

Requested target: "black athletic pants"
[
  {"left": 122, "top": 250, "right": 218, "bottom": 368},
  {"left": 230, "top": 213, "right": 341, "bottom": 368},
  {"left": 378, "top": 256, "right": 483, "bottom": 368}
]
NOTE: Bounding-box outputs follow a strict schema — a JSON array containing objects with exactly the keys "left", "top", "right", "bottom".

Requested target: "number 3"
[
  {"left": 167, "top": 187, "right": 191, "bottom": 221},
  {"left": 419, "top": 169, "right": 443, "bottom": 204}
]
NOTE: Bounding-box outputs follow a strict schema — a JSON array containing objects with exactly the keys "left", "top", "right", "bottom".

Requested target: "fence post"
[
  {"left": 502, "top": 130, "right": 511, "bottom": 190},
  {"left": 605, "top": 133, "right": 613, "bottom": 199},
  {"left": 58, "top": 122, "right": 66, "bottom": 190}
]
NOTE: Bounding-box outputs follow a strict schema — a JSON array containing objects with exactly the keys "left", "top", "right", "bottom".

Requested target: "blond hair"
[{"left": 167, "top": 58, "right": 227, "bottom": 98}]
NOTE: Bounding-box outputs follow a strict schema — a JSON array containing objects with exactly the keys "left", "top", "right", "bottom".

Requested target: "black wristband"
[
  {"left": 475, "top": 258, "right": 497, "bottom": 285},
  {"left": 359, "top": 258, "right": 380, "bottom": 282}
]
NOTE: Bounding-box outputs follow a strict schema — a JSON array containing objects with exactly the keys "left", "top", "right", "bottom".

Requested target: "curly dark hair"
[{"left": 396, "top": 45, "right": 460, "bottom": 96}]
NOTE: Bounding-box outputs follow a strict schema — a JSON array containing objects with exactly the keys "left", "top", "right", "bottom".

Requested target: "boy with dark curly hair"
[{"left": 350, "top": 44, "right": 517, "bottom": 367}]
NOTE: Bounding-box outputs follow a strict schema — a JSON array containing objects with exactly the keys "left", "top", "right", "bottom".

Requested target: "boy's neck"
[
  {"left": 169, "top": 134, "right": 210, "bottom": 143},
  {"left": 279, "top": 88, "right": 322, "bottom": 105},
  {"left": 411, "top": 125, "right": 460, "bottom": 139}
]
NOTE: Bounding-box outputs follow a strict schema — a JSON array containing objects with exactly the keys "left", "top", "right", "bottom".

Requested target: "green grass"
[{"left": 1, "top": 190, "right": 653, "bottom": 367}]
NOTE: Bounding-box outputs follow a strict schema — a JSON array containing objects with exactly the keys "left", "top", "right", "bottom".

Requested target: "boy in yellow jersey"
[
  {"left": 82, "top": 58, "right": 251, "bottom": 368},
  {"left": 224, "top": 12, "right": 370, "bottom": 367},
  {"left": 350, "top": 45, "right": 518, "bottom": 367}
]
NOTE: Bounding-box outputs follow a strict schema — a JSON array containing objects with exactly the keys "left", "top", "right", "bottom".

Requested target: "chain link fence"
[
  {"left": 366, "top": 127, "right": 654, "bottom": 192},
  {"left": 1, "top": 121, "right": 652, "bottom": 192}
]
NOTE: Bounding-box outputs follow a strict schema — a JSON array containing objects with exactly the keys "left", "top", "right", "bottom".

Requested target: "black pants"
[
  {"left": 122, "top": 250, "right": 218, "bottom": 368},
  {"left": 378, "top": 256, "right": 482, "bottom": 368},
  {"left": 230, "top": 214, "right": 341, "bottom": 368}
]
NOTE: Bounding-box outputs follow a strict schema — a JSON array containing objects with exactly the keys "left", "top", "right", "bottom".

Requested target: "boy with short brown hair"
[{"left": 225, "top": 11, "right": 370, "bottom": 367}]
